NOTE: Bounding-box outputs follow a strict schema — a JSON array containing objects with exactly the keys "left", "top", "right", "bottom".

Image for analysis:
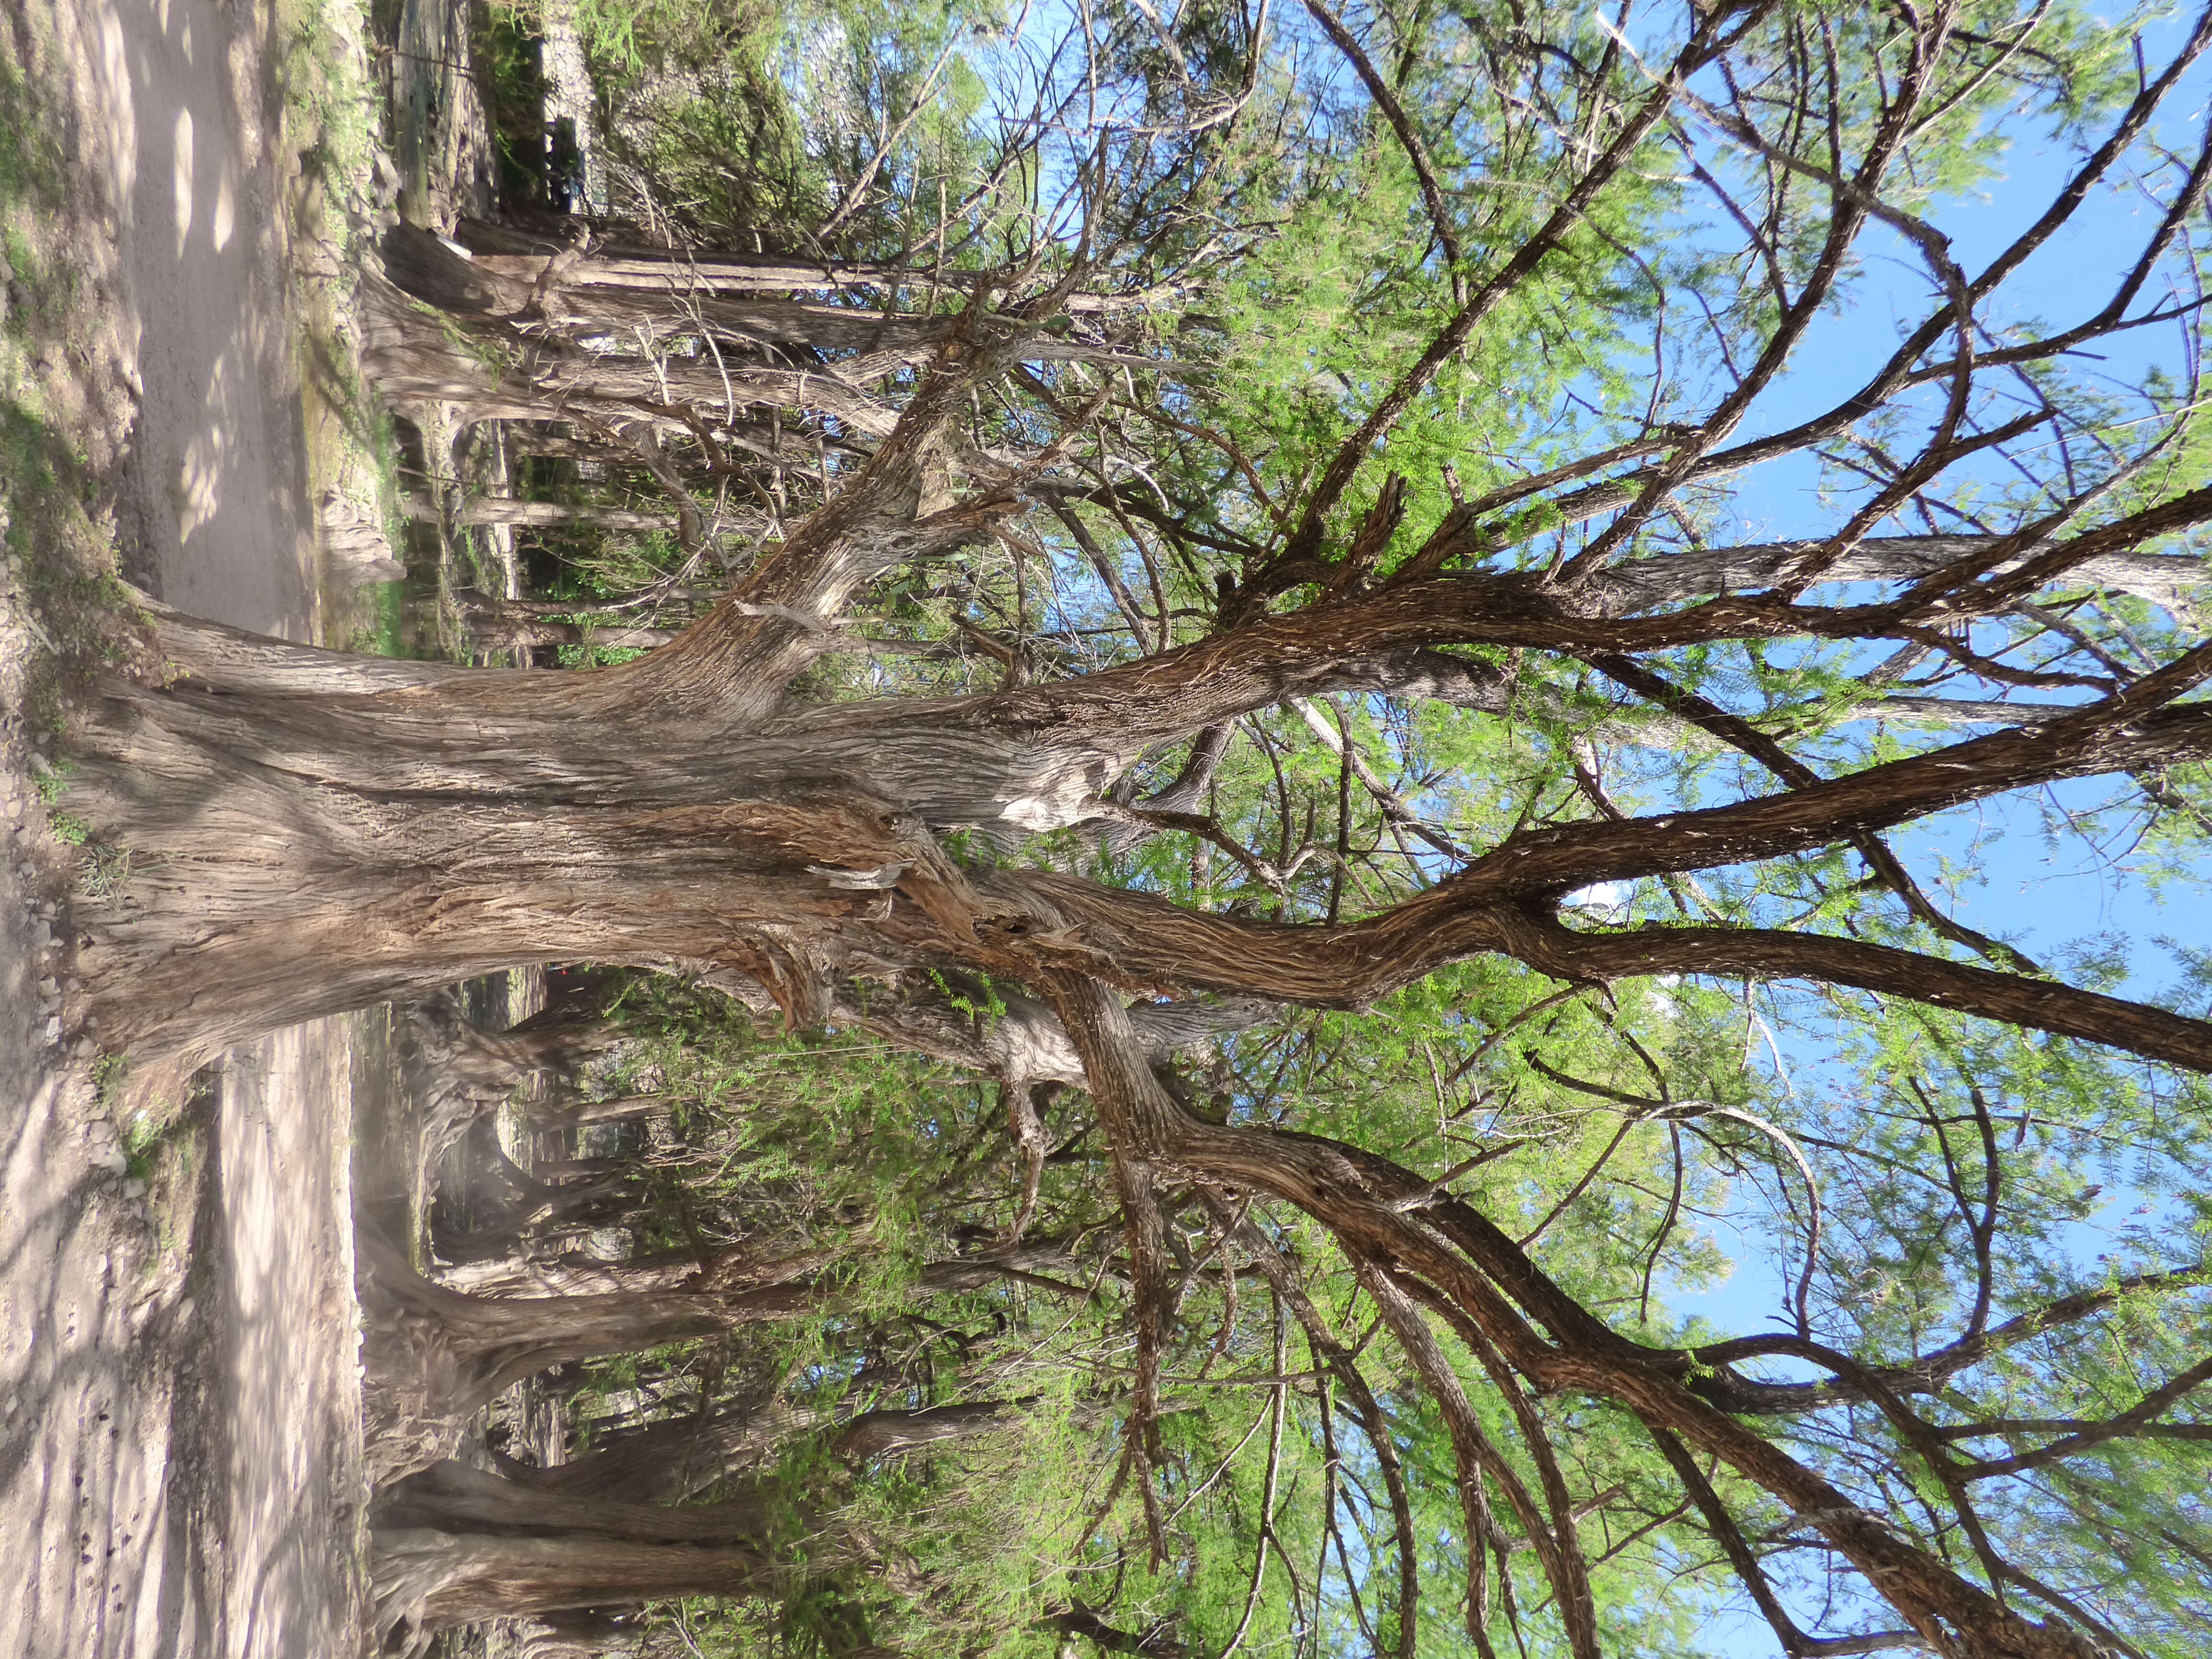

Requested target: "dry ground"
[{"left": 0, "top": 0, "right": 375, "bottom": 1652}]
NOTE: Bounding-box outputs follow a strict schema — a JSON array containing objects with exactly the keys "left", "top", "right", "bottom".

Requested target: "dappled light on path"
[{"left": 108, "top": 0, "right": 316, "bottom": 638}]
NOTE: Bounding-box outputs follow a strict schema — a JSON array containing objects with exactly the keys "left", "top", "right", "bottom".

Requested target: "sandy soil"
[
  {"left": 1, "top": 0, "right": 368, "bottom": 1654},
  {"left": 86, "top": 0, "right": 326, "bottom": 629}
]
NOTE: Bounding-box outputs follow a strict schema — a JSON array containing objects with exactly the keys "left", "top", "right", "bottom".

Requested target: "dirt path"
[
  {"left": 1, "top": 0, "right": 367, "bottom": 1654},
  {"left": 89, "top": 0, "right": 324, "bottom": 631}
]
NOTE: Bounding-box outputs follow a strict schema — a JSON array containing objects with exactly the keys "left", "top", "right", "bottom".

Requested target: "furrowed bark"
[
  {"left": 368, "top": 1408, "right": 1039, "bottom": 1648},
  {"left": 68, "top": 592, "right": 2212, "bottom": 1073},
  {"left": 359, "top": 1229, "right": 787, "bottom": 1483},
  {"left": 371, "top": 1528, "right": 783, "bottom": 1652},
  {"left": 377, "top": 1458, "right": 774, "bottom": 1545}
]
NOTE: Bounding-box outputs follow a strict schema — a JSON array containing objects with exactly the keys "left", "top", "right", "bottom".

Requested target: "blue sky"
[{"left": 1561, "top": 14, "right": 2212, "bottom": 1650}]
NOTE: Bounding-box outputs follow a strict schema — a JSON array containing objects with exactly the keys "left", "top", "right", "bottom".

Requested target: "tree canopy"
[{"left": 54, "top": 0, "right": 2212, "bottom": 1655}]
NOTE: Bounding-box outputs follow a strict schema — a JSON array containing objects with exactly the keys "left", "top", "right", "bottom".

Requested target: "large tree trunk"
[
  {"left": 514, "top": 1399, "right": 1036, "bottom": 1507},
  {"left": 407, "top": 493, "right": 687, "bottom": 531},
  {"left": 67, "top": 613, "right": 959, "bottom": 1062},
  {"left": 67, "top": 570, "right": 1176, "bottom": 1062},
  {"left": 66, "top": 590, "right": 2212, "bottom": 1072}
]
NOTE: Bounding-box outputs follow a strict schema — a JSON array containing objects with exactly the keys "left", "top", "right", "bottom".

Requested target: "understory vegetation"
[{"left": 52, "top": 0, "right": 2212, "bottom": 1654}]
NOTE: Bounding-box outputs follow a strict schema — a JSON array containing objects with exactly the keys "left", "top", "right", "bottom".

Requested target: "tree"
[{"left": 53, "top": 0, "right": 2212, "bottom": 1654}]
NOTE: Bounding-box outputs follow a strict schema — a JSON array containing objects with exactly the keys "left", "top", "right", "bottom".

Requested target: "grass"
[
  {"left": 266, "top": 0, "right": 417, "bottom": 656},
  {"left": 273, "top": 0, "right": 385, "bottom": 276},
  {"left": 32, "top": 757, "right": 73, "bottom": 804},
  {"left": 78, "top": 841, "right": 133, "bottom": 900},
  {"left": 120, "top": 1110, "right": 166, "bottom": 1182},
  {"left": 91, "top": 1059, "right": 186, "bottom": 1189}
]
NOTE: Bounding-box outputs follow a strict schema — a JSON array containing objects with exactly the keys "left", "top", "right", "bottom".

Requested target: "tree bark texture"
[
  {"left": 68, "top": 585, "right": 2212, "bottom": 1074},
  {"left": 367, "top": 1403, "right": 1038, "bottom": 1645}
]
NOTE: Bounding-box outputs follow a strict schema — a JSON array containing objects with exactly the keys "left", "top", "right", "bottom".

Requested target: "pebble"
[
  {"left": 121, "top": 1179, "right": 146, "bottom": 1200},
  {"left": 43, "top": 1015, "right": 61, "bottom": 1045},
  {"left": 98, "top": 1149, "right": 127, "bottom": 1176}
]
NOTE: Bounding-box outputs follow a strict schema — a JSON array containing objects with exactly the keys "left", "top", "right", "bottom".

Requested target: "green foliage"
[{"left": 119, "top": 1106, "right": 168, "bottom": 1183}]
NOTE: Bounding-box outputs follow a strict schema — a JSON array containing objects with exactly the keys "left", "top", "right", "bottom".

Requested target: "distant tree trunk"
[
  {"left": 431, "top": 1166, "right": 649, "bottom": 1268},
  {"left": 378, "top": 1457, "right": 776, "bottom": 1543},
  {"left": 359, "top": 1230, "right": 752, "bottom": 1483},
  {"left": 450, "top": 215, "right": 1185, "bottom": 323},
  {"left": 317, "top": 487, "right": 407, "bottom": 584},
  {"left": 462, "top": 614, "right": 681, "bottom": 654},
  {"left": 359, "top": 247, "right": 902, "bottom": 436},
  {"left": 513, "top": 1398, "right": 1040, "bottom": 1507},
  {"left": 537, "top": 0, "right": 605, "bottom": 213},
  {"left": 400, "top": 993, "right": 616, "bottom": 1204},
  {"left": 523, "top": 1092, "right": 670, "bottom": 1129},
  {"left": 407, "top": 493, "right": 685, "bottom": 531},
  {"left": 434, "top": 1238, "right": 832, "bottom": 1300},
  {"left": 372, "top": 1526, "right": 783, "bottom": 1656},
  {"left": 363, "top": 1211, "right": 1093, "bottom": 1482},
  {"left": 369, "top": 1407, "right": 1037, "bottom": 1644},
  {"left": 524, "top": 1398, "right": 822, "bottom": 1504},
  {"left": 370, "top": 1458, "right": 806, "bottom": 1653}
]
